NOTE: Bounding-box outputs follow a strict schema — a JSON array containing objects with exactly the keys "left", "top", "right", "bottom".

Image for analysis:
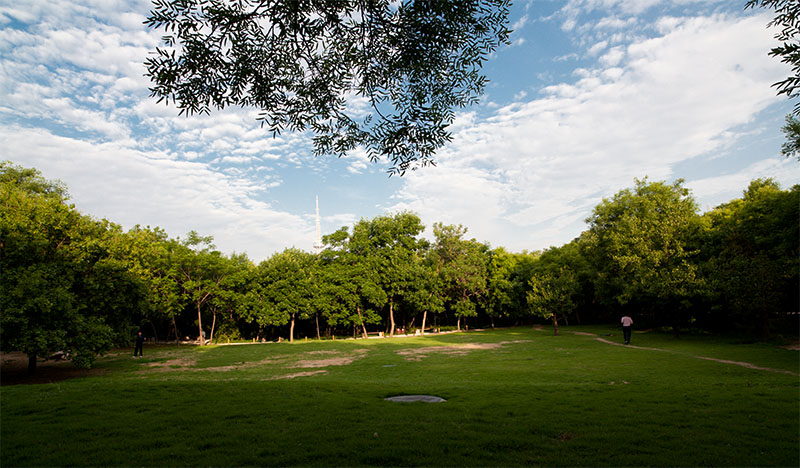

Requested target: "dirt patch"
[
  {"left": 137, "top": 357, "right": 198, "bottom": 373},
  {"left": 780, "top": 341, "right": 800, "bottom": 351},
  {"left": 136, "top": 355, "right": 290, "bottom": 374},
  {"left": 264, "top": 370, "right": 328, "bottom": 380},
  {"left": 396, "top": 340, "right": 531, "bottom": 361},
  {"left": 572, "top": 332, "right": 596, "bottom": 336},
  {"left": 556, "top": 432, "right": 576, "bottom": 442},
  {"left": 696, "top": 356, "right": 799, "bottom": 376},
  {"left": 593, "top": 337, "right": 667, "bottom": 352},
  {"left": 1, "top": 352, "right": 107, "bottom": 386},
  {"left": 292, "top": 349, "right": 369, "bottom": 368},
  {"left": 590, "top": 337, "right": 799, "bottom": 376}
]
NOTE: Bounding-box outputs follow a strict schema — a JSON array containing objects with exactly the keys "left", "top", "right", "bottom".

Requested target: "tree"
[
  {"left": 317, "top": 227, "right": 386, "bottom": 338},
  {"left": 430, "top": 223, "right": 488, "bottom": 331},
  {"left": 0, "top": 161, "right": 67, "bottom": 197},
  {"left": 527, "top": 266, "right": 578, "bottom": 336},
  {"left": 484, "top": 247, "right": 517, "bottom": 328},
  {"left": 780, "top": 115, "right": 800, "bottom": 160},
  {"left": 208, "top": 252, "right": 253, "bottom": 343},
  {"left": 403, "top": 251, "right": 445, "bottom": 335},
  {"left": 144, "top": 0, "right": 511, "bottom": 174},
  {"left": 110, "top": 225, "right": 184, "bottom": 340},
  {"left": 173, "top": 231, "right": 232, "bottom": 345},
  {"left": 746, "top": 0, "right": 800, "bottom": 116},
  {"left": 698, "top": 179, "right": 799, "bottom": 337},
  {"left": 1, "top": 163, "right": 139, "bottom": 371},
  {"left": 349, "top": 212, "right": 426, "bottom": 336},
  {"left": 585, "top": 178, "right": 703, "bottom": 334},
  {"left": 251, "top": 248, "right": 316, "bottom": 342}
]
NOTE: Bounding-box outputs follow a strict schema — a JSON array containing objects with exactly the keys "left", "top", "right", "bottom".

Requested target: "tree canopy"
[
  {"left": 144, "top": 0, "right": 511, "bottom": 174},
  {"left": 2, "top": 161, "right": 797, "bottom": 371},
  {"left": 746, "top": 0, "right": 800, "bottom": 115}
]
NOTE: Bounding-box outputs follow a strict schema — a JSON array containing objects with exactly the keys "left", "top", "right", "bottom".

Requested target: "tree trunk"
[
  {"left": 357, "top": 306, "right": 368, "bottom": 339},
  {"left": 209, "top": 310, "right": 217, "bottom": 345},
  {"left": 315, "top": 312, "right": 321, "bottom": 340},
  {"left": 421, "top": 310, "right": 427, "bottom": 336},
  {"left": 551, "top": 314, "right": 559, "bottom": 336},
  {"left": 197, "top": 303, "right": 204, "bottom": 345},
  {"left": 27, "top": 353, "right": 37, "bottom": 375},
  {"left": 761, "top": 308, "right": 771, "bottom": 340},
  {"left": 457, "top": 316, "right": 461, "bottom": 332},
  {"left": 290, "top": 313, "right": 296, "bottom": 342},
  {"left": 150, "top": 321, "right": 159, "bottom": 341},
  {"left": 169, "top": 316, "right": 181, "bottom": 341},
  {"left": 491, "top": 317, "right": 495, "bottom": 329},
  {"left": 389, "top": 297, "right": 395, "bottom": 337}
]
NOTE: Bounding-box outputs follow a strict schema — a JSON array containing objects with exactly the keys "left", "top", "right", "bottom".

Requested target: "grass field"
[{"left": 1, "top": 326, "right": 798, "bottom": 467}]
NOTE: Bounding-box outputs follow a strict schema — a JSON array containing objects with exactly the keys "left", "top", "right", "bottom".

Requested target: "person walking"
[
  {"left": 621, "top": 315, "right": 633, "bottom": 345},
  {"left": 133, "top": 330, "right": 145, "bottom": 358}
]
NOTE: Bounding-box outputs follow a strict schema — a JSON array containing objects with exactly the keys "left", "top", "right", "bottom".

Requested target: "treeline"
[{"left": 1, "top": 162, "right": 798, "bottom": 370}]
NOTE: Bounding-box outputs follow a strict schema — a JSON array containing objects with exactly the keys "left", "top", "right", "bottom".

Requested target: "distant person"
[
  {"left": 133, "top": 330, "right": 145, "bottom": 358},
  {"left": 621, "top": 315, "right": 633, "bottom": 345}
]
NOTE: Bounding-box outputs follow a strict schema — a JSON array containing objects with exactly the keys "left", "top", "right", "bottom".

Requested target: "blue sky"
[{"left": 2, "top": 0, "right": 798, "bottom": 261}]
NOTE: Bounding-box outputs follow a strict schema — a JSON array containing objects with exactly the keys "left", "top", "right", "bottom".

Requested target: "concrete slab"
[{"left": 384, "top": 395, "right": 446, "bottom": 403}]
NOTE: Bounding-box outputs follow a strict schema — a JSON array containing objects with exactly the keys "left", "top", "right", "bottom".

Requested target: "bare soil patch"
[
  {"left": 1, "top": 352, "right": 106, "bottom": 386},
  {"left": 593, "top": 337, "right": 667, "bottom": 352},
  {"left": 265, "top": 370, "right": 328, "bottom": 380},
  {"left": 292, "top": 349, "right": 369, "bottom": 368},
  {"left": 396, "top": 340, "right": 531, "bottom": 361},
  {"left": 696, "top": 356, "right": 799, "bottom": 376},
  {"left": 588, "top": 337, "right": 799, "bottom": 376}
]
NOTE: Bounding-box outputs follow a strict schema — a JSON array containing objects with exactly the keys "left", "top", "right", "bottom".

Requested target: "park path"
[{"left": 572, "top": 332, "right": 799, "bottom": 377}]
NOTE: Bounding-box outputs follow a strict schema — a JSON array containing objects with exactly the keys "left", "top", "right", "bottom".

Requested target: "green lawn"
[{"left": 1, "top": 326, "right": 798, "bottom": 467}]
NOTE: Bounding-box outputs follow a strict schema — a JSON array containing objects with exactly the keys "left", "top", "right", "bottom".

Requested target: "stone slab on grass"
[{"left": 385, "top": 395, "right": 446, "bottom": 403}]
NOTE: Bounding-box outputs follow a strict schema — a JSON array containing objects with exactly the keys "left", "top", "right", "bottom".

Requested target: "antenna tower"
[{"left": 313, "top": 195, "right": 323, "bottom": 253}]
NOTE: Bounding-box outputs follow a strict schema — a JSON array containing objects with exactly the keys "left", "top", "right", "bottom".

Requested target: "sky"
[{"left": 2, "top": 0, "right": 799, "bottom": 262}]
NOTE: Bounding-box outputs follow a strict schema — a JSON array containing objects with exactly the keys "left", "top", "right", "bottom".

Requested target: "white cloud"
[
  {"left": 513, "top": 14, "right": 529, "bottom": 31},
  {"left": 587, "top": 40, "right": 609, "bottom": 56},
  {"left": 2, "top": 0, "right": 796, "bottom": 261},
  {"left": 687, "top": 159, "right": 800, "bottom": 211},
  {"left": 596, "top": 16, "right": 638, "bottom": 30},
  {"left": 1, "top": 126, "right": 315, "bottom": 261},
  {"left": 389, "top": 13, "right": 791, "bottom": 252},
  {"left": 599, "top": 46, "right": 625, "bottom": 66}
]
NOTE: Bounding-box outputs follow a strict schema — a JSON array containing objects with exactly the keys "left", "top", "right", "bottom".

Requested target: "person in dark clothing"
[{"left": 133, "top": 330, "right": 145, "bottom": 358}]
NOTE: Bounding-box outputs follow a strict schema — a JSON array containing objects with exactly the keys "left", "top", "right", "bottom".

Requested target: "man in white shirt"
[{"left": 621, "top": 315, "right": 633, "bottom": 345}]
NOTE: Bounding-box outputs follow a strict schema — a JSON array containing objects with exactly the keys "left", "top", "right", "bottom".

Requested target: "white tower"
[{"left": 313, "top": 195, "right": 323, "bottom": 253}]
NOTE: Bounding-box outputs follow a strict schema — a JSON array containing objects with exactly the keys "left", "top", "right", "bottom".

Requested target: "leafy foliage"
[
  {"left": 585, "top": 178, "right": 703, "bottom": 329},
  {"left": 697, "top": 179, "right": 799, "bottom": 337},
  {"left": 144, "top": 0, "right": 511, "bottom": 174},
  {"left": 746, "top": 0, "right": 800, "bottom": 115},
  {"left": 0, "top": 162, "right": 143, "bottom": 369},
  {"left": 3, "top": 161, "right": 797, "bottom": 365},
  {"left": 780, "top": 114, "right": 800, "bottom": 160},
  {"left": 250, "top": 248, "right": 316, "bottom": 341},
  {"left": 430, "top": 223, "right": 488, "bottom": 329},
  {"left": 527, "top": 266, "right": 578, "bottom": 335}
]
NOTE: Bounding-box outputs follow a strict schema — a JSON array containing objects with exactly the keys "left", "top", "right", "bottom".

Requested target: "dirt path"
[{"left": 573, "top": 332, "right": 799, "bottom": 377}]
